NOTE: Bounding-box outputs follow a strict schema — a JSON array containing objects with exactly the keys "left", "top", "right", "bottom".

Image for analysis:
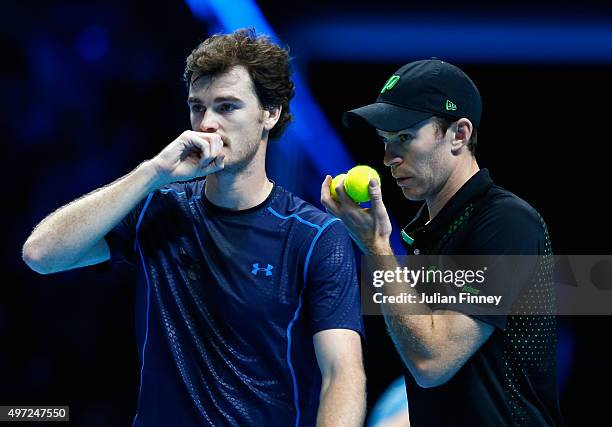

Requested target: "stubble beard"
[
  {"left": 217, "top": 129, "right": 264, "bottom": 178},
  {"left": 401, "top": 135, "right": 446, "bottom": 202}
]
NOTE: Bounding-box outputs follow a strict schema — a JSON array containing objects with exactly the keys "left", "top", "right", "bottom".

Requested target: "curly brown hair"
[{"left": 184, "top": 28, "right": 295, "bottom": 140}]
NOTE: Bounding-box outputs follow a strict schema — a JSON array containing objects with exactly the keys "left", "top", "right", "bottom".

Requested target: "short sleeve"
[
  {"left": 432, "top": 197, "right": 548, "bottom": 330},
  {"left": 304, "top": 220, "right": 364, "bottom": 338},
  {"left": 104, "top": 196, "right": 149, "bottom": 266}
]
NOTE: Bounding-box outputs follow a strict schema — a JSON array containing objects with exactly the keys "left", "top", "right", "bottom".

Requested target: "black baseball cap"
[{"left": 343, "top": 58, "right": 482, "bottom": 132}]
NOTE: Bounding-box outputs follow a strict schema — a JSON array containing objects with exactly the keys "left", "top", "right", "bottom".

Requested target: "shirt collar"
[{"left": 402, "top": 168, "right": 493, "bottom": 248}]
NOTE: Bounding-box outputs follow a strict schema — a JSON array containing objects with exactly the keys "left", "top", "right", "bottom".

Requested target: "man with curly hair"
[{"left": 23, "top": 29, "right": 365, "bottom": 427}]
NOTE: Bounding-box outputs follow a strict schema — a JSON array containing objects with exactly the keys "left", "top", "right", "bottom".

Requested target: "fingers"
[
  {"left": 184, "top": 132, "right": 223, "bottom": 168},
  {"left": 203, "top": 153, "right": 225, "bottom": 174},
  {"left": 320, "top": 175, "right": 339, "bottom": 215},
  {"left": 209, "top": 135, "right": 223, "bottom": 158},
  {"left": 216, "top": 153, "right": 225, "bottom": 170},
  {"left": 321, "top": 174, "right": 364, "bottom": 223},
  {"left": 320, "top": 175, "right": 331, "bottom": 200},
  {"left": 334, "top": 175, "right": 355, "bottom": 207},
  {"left": 184, "top": 135, "right": 210, "bottom": 160},
  {"left": 368, "top": 177, "right": 391, "bottom": 224},
  {"left": 368, "top": 178, "right": 383, "bottom": 207},
  {"left": 196, "top": 132, "right": 222, "bottom": 158}
]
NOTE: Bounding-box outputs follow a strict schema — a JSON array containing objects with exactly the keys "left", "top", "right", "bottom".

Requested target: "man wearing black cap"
[{"left": 321, "top": 59, "right": 563, "bottom": 426}]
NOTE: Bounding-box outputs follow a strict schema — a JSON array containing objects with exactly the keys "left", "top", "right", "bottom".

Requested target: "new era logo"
[
  {"left": 380, "top": 75, "right": 400, "bottom": 94},
  {"left": 446, "top": 100, "right": 457, "bottom": 111},
  {"left": 251, "top": 263, "right": 274, "bottom": 277}
]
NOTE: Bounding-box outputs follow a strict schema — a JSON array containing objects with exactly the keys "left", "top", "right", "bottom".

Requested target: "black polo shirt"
[{"left": 400, "top": 169, "right": 564, "bottom": 426}]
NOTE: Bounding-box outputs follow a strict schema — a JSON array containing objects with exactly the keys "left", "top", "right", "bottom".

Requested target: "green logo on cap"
[
  {"left": 381, "top": 75, "right": 400, "bottom": 94},
  {"left": 446, "top": 100, "right": 457, "bottom": 111}
]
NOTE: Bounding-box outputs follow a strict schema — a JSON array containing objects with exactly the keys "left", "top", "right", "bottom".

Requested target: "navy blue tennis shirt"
[{"left": 104, "top": 179, "right": 363, "bottom": 426}]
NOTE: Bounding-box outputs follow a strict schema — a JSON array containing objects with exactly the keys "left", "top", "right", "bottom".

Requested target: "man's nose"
[
  {"left": 199, "top": 110, "right": 219, "bottom": 133},
  {"left": 383, "top": 145, "right": 403, "bottom": 168}
]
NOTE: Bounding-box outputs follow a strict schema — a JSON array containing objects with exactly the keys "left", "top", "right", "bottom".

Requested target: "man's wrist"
[
  {"left": 365, "top": 238, "right": 393, "bottom": 256},
  {"left": 142, "top": 160, "right": 169, "bottom": 191}
]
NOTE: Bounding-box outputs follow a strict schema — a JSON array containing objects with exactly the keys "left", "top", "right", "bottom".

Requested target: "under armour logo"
[{"left": 251, "top": 263, "right": 274, "bottom": 277}]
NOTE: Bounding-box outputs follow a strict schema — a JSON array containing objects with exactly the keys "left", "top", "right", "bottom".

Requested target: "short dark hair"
[
  {"left": 184, "top": 28, "right": 295, "bottom": 140},
  {"left": 431, "top": 116, "right": 478, "bottom": 156}
]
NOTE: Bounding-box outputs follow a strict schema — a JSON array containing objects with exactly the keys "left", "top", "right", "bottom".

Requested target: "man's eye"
[
  {"left": 399, "top": 134, "right": 410, "bottom": 143},
  {"left": 190, "top": 105, "right": 204, "bottom": 113},
  {"left": 219, "top": 103, "right": 236, "bottom": 113}
]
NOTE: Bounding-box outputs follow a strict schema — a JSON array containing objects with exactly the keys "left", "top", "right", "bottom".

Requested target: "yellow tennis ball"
[
  {"left": 330, "top": 173, "right": 347, "bottom": 201},
  {"left": 344, "top": 165, "right": 380, "bottom": 203}
]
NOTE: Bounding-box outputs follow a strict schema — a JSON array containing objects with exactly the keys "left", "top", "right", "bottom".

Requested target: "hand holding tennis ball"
[
  {"left": 330, "top": 165, "right": 381, "bottom": 203},
  {"left": 330, "top": 174, "right": 347, "bottom": 201}
]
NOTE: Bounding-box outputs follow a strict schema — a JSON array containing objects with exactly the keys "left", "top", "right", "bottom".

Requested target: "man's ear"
[
  {"left": 451, "top": 118, "right": 473, "bottom": 154},
  {"left": 263, "top": 106, "right": 282, "bottom": 132}
]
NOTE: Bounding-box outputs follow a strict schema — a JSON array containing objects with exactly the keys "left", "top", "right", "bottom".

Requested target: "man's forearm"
[
  {"left": 23, "top": 160, "right": 160, "bottom": 273},
  {"left": 317, "top": 370, "right": 366, "bottom": 427},
  {"left": 368, "top": 241, "right": 494, "bottom": 387},
  {"left": 366, "top": 241, "right": 443, "bottom": 363}
]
